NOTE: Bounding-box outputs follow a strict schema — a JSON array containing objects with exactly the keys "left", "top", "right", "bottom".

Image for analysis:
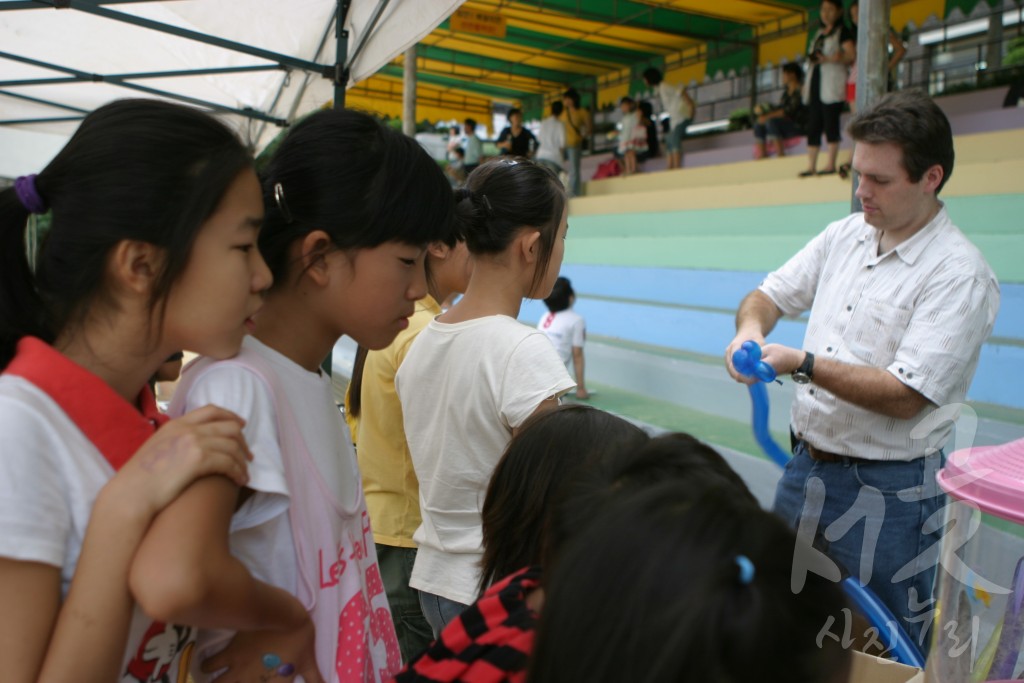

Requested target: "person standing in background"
[
  {"left": 799, "top": 0, "right": 855, "bottom": 177},
  {"left": 642, "top": 67, "right": 695, "bottom": 170},
  {"left": 496, "top": 108, "right": 537, "bottom": 158},
  {"left": 536, "top": 100, "right": 567, "bottom": 176},
  {"left": 560, "top": 88, "right": 591, "bottom": 197},
  {"left": 462, "top": 118, "right": 483, "bottom": 175}
]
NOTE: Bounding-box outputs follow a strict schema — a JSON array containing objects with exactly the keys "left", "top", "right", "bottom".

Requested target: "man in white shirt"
[
  {"left": 535, "top": 101, "right": 566, "bottom": 176},
  {"left": 643, "top": 67, "right": 694, "bottom": 170},
  {"left": 461, "top": 118, "right": 483, "bottom": 174},
  {"left": 725, "top": 90, "right": 999, "bottom": 647}
]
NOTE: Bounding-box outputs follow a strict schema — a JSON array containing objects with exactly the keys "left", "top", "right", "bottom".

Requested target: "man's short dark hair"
[
  {"left": 551, "top": 100, "right": 564, "bottom": 117},
  {"left": 464, "top": 117, "right": 477, "bottom": 129},
  {"left": 642, "top": 67, "right": 663, "bottom": 86},
  {"left": 848, "top": 89, "right": 954, "bottom": 194},
  {"left": 507, "top": 108, "right": 522, "bottom": 120},
  {"left": 563, "top": 88, "right": 581, "bottom": 108}
]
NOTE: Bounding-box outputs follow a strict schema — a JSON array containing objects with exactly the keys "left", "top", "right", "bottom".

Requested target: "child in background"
[
  {"left": 348, "top": 222, "right": 473, "bottom": 663},
  {"left": 0, "top": 99, "right": 264, "bottom": 683},
  {"left": 538, "top": 276, "right": 589, "bottom": 399},
  {"left": 396, "top": 159, "right": 575, "bottom": 636},
  {"left": 616, "top": 96, "right": 648, "bottom": 176},
  {"left": 529, "top": 482, "right": 852, "bottom": 683},
  {"left": 140, "top": 108, "right": 456, "bottom": 682}
]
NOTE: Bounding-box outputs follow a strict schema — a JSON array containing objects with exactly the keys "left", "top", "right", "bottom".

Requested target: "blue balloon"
[
  {"left": 842, "top": 578, "right": 926, "bottom": 668},
  {"left": 732, "top": 341, "right": 787, "bottom": 467},
  {"left": 732, "top": 340, "right": 925, "bottom": 668}
]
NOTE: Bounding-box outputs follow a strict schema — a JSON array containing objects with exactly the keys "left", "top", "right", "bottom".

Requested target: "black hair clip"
[{"left": 480, "top": 194, "right": 495, "bottom": 218}]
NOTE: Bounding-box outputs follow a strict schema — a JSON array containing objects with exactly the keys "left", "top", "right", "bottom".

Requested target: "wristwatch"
[{"left": 792, "top": 352, "right": 815, "bottom": 385}]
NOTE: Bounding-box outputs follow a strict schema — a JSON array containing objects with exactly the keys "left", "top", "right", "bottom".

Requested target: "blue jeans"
[
  {"left": 418, "top": 590, "right": 469, "bottom": 639},
  {"left": 754, "top": 117, "right": 800, "bottom": 142},
  {"left": 376, "top": 545, "right": 433, "bottom": 663},
  {"left": 773, "top": 441, "right": 944, "bottom": 648},
  {"left": 665, "top": 119, "right": 690, "bottom": 153},
  {"left": 566, "top": 144, "right": 582, "bottom": 197}
]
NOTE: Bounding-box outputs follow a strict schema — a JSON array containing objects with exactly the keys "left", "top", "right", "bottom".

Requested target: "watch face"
[{"left": 792, "top": 372, "right": 812, "bottom": 385}]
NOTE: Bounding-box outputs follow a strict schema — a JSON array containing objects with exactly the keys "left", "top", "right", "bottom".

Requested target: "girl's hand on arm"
[
  {"left": 200, "top": 619, "right": 325, "bottom": 683},
  {"left": 107, "top": 404, "right": 253, "bottom": 517},
  {"left": 31, "top": 405, "right": 254, "bottom": 683}
]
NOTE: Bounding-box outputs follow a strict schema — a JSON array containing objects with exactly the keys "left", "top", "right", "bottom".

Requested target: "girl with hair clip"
[
  {"left": 0, "top": 99, "right": 280, "bottom": 683},
  {"left": 395, "top": 158, "right": 576, "bottom": 637},
  {"left": 529, "top": 483, "right": 853, "bottom": 683},
  {"left": 140, "top": 108, "right": 456, "bottom": 683},
  {"left": 395, "top": 404, "right": 647, "bottom": 683},
  {"left": 345, "top": 219, "right": 473, "bottom": 663}
]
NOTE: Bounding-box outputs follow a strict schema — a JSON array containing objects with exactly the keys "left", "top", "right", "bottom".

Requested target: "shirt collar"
[
  {"left": 859, "top": 203, "right": 948, "bottom": 266},
  {"left": 4, "top": 336, "right": 168, "bottom": 471}
]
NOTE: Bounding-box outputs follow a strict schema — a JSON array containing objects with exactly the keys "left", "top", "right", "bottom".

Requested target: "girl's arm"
[
  {"left": 130, "top": 476, "right": 309, "bottom": 631},
  {"left": 0, "top": 560, "right": 60, "bottom": 683},
  {"left": 572, "top": 347, "right": 589, "bottom": 399},
  {"left": 130, "top": 368, "right": 325, "bottom": 681},
  {"left": 2, "top": 405, "right": 252, "bottom": 683},
  {"left": 130, "top": 476, "right": 323, "bottom": 681}
]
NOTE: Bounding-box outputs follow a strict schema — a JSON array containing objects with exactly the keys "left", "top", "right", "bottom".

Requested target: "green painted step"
[
  {"left": 565, "top": 195, "right": 1024, "bottom": 282},
  {"left": 565, "top": 381, "right": 788, "bottom": 460}
]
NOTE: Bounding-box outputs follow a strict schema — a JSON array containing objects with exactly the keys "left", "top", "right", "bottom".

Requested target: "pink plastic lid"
[{"left": 938, "top": 439, "right": 1024, "bottom": 525}]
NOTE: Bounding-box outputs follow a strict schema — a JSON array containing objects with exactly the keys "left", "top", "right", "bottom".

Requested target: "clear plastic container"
[{"left": 928, "top": 439, "right": 1024, "bottom": 682}]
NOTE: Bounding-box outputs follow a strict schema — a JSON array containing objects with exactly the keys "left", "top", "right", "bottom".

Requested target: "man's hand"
[
  {"left": 725, "top": 330, "right": 766, "bottom": 385},
  {"left": 760, "top": 343, "right": 805, "bottom": 376}
]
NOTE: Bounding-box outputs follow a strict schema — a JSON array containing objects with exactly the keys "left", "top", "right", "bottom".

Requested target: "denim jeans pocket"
[{"left": 852, "top": 458, "right": 925, "bottom": 496}]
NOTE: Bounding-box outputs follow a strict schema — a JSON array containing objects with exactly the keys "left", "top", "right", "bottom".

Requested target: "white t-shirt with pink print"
[{"left": 171, "top": 336, "right": 400, "bottom": 683}]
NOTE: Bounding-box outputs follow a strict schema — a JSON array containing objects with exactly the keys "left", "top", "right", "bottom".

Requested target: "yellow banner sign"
[{"left": 450, "top": 8, "right": 507, "bottom": 39}]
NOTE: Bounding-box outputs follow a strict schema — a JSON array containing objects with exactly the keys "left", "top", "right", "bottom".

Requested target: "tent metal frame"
[{"left": 0, "top": 0, "right": 385, "bottom": 127}]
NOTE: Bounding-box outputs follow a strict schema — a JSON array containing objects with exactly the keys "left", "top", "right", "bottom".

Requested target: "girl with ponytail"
[
  {"left": 0, "top": 98, "right": 318, "bottom": 683},
  {"left": 395, "top": 158, "right": 575, "bottom": 635}
]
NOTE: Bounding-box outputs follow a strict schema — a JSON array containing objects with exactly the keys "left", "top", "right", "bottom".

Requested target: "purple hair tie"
[{"left": 14, "top": 174, "right": 47, "bottom": 214}]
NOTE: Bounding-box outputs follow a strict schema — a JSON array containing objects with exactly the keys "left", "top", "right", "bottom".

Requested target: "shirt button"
[
  {"left": 809, "top": 389, "right": 815, "bottom": 395},
  {"left": 797, "top": 431, "right": 804, "bottom": 438},
  {"left": 826, "top": 346, "right": 833, "bottom": 352},
  {"left": 898, "top": 368, "right": 904, "bottom": 374},
  {"left": 867, "top": 264, "right": 874, "bottom": 269},
  {"left": 846, "top": 305, "right": 853, "bottom": 311},
  {"left": 907, "top": 372, "right": 914, "bottom": 379}
]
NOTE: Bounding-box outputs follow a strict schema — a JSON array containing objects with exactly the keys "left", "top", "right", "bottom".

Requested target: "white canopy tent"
[{"left": 0, "top": 0, "right": 464, "bottom": 178}]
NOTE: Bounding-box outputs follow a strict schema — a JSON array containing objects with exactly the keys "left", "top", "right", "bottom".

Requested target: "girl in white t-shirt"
[
  {"left": 145, "top": 109, "right": 457, "bottom": 683},
  {"left": 0, "top": 100, "right": 293, "bottom": 683},
  {"left": 395, "top": 158, "right": 576, "bottom": 636},
  {"left": 538, "top": 276, "right": 590, "bottom": 399}
]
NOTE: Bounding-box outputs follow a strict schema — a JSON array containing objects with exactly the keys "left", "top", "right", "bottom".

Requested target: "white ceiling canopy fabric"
[{"left": 0, "top": 0, "right": 464, "bottom": 177}]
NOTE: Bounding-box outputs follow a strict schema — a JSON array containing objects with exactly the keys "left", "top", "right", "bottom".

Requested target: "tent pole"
[
  {"left": 0, "top": 49, "right": 287, "bottom": 125},
  {"left": 0, "top": 89, "right": 89, "bottom": 114},
  {"left": 66, "top": 1, "right": 328, "bottom": 74},
  {"left": 850, "top": 0, "right": 891, "bottom": 212},
  {"left": 334, "top": 0, "right": 351, "bottom": 109},
  {"left": 403, "top": 44, "right": 417, "bottom": 137}
]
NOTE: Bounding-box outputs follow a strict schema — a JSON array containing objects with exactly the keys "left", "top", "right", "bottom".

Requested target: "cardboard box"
[{"left": 849, "top": 651, "right": 924, "bottom": 683}]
